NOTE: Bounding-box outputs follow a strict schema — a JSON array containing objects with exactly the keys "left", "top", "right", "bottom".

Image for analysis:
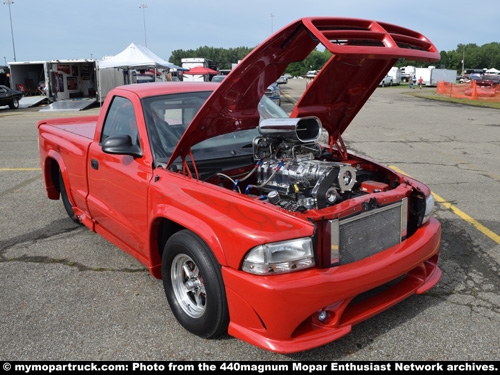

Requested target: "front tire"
[{"left": 162, "top": 230, "right": 229, "bottom": 338}]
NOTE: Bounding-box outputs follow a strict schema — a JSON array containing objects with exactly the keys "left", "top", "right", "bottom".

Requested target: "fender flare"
[
  {"left": 149, "top": 204, "right": 228, "bottom": 270},
  {"left": 45, "top": 150, "right": 74, "bottom": 205}
]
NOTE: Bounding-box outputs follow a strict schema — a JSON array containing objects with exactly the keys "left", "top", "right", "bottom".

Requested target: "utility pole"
[
  {"left": 270, "top": 13, "right": 275, "bottom": 34},
  {"left": 139, "top": 4, "right": 148, "bottom": 47},
  {"left": 4, "top": 0, "right": 16, "bottom": 62},
  {"left": 462, "top": 45, "right": 465, "bottom": 76}
]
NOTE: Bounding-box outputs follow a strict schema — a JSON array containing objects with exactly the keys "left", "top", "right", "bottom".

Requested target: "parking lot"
[{"left": 1, "top": 81, "right": 499, "bottom": 361}]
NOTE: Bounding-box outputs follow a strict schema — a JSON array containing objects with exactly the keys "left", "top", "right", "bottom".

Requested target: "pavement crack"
[
  {"left": 0, "top": 220, "right": 81, "bottom": 254},
  {"left": 2, "top": 254, "right": 147, "bottom": 273},
  {"left": 436, "top": 216, "right": 500, "bottom": 320},
  {"left": 0, "top": 174, "right": 41, "bottom": 198}
]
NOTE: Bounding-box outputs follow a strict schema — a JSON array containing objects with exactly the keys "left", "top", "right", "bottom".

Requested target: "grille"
[{"left": 328, "top": 199, "right": 407, "bottom": 265}]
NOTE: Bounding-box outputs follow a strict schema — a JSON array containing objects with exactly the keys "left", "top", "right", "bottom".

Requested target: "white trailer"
[
  {"left": 9, "top": 59, "right": 103, "bottom": 109},
  {"left": 428, "top": 68, "right": 457, "bottom": 86},
  {"left": 388, "top": 66, "right": 402, "bottom": 85},
  {"left": 9, "top": 61, "right": 50, "bottom": 98},
  {"left": 415, "top": 67, "right": 457, "bottom": 86},
  {"left": 182, "top": 58, "right": 208, "bottom": 82},
  {"left": 415, "top": 67, "right": 432, "bottom": 86},
  {"left": 400, "top": 65, "right": 416, "bottom": 82},
  {"left": 96, "top": 67, "right": 126, "bottom": 102}
]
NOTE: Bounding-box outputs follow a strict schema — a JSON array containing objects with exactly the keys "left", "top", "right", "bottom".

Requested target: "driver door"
[{"left": 86, "top": 95, "right": 153, "bottom": 257}]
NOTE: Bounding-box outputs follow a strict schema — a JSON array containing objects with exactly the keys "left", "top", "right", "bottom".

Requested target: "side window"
[{"left": 101, "top": 96, "right": 139, "bottom": 146}]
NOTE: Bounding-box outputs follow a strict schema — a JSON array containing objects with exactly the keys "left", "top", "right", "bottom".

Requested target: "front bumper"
[{"left": 222, "top": 217, "right": 441, "bottom": 353}]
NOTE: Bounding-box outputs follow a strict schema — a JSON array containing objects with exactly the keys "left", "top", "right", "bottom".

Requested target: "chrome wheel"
[
  {"left": 171, "top": 253, "right": 206, "bottom": 318},
  {"left": 162, "top": 230, "right": 229, "bottom": 338}
]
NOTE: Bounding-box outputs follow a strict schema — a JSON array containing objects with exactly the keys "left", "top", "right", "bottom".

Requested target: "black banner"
[{"left": 1, "top": 361, "right": 499, "bottom": 374}]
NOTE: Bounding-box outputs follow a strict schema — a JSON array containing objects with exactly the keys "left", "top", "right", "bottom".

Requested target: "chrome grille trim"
[{"left": 329, "top": 198, "right": 407, "bottom": 265}]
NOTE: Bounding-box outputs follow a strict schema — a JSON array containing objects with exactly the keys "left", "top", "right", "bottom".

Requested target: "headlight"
[
  {"left": 423, "top": 193, "right": 435, "bottom": 224},
  {"left": 241, "top": 238, "right": 315, "bottom": 275}
]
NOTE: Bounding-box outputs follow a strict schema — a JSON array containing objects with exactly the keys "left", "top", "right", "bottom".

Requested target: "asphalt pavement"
[{"left": 1, "top": 81, "right": 499, "bottom": 361}]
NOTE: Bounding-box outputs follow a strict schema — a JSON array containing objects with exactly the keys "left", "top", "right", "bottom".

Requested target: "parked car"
[
  {"left": 277, "top": 75, "right": 288, "bottom": 84},
  {"left": 265, "top": 81, "right": 281, "bottom": 105},
  {"left": 136, "top": 75, "right": 155, "bottom": 84},
  {"left": 211, "top": 75, "right": 226, "bottom": 83},
  {"left": 0, "top": 85, "right": 23, "bottom": 109},
  {"left": 379, "top": 74, "right": 393, "bottom": 87},
  {"left": 37, "top": 17, "right": 441, "bottom": 354},
  {"left": 212, "top": 74, "right": 281, "bottom": 105},
  {"left": 305, "top": 70, "right": 317, "bottom": 77},
  {"left": 459, "top": 73, "right": 481, "bottom": 84},
  {"left": 475, "top": 74, "right": 500, "bottom": 87}
]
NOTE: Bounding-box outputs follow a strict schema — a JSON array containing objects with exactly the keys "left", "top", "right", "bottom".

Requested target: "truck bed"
[
  {"left": 38, "top": 116, "right": 99, "bottom": 140},
  {"left": 38, "top": 115, "right": 100, "bottom": 213}
]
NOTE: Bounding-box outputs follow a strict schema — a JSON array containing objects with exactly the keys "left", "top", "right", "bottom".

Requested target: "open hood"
[{"left": 168, "top": 17, "right": 439, "bottom": 166}]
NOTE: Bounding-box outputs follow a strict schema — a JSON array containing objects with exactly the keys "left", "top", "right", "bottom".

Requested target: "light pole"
[
  {"left": 270, "top": 13, "right": 274, "bottom": 34},
  {"left": 461, "top": 45, "right": 465, "bottom": 76},
  {"left": 139, "top": 4, "right": 148, "bottom": 47},
  {"left": 4, "top": 0, "right": 16, "bottom": 62}
]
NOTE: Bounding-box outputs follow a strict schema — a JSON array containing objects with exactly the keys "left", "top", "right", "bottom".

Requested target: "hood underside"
[{"left": 168, "top": 17, "right": 439, "bottom": 165}]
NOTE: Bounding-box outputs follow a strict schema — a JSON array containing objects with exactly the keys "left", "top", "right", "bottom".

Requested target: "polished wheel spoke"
[{"left": 172, "top": 254, "right": 206, "bottom": 318}]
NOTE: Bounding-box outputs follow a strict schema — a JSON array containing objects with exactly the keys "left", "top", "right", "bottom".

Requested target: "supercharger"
[{"left": 252, "top": 117, "right": 357, "bottom": 211}]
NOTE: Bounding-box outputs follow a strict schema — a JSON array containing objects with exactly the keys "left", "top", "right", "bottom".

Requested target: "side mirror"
[{"left": 102, "top": 135, "right": 142, "bottom": 157}]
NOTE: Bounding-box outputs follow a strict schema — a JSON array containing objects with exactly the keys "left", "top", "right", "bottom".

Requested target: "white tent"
[
  {"left": 98, "top": 43, "right": 180, "bottom": 70},
  {"left": 485, "top": 68, "right": 500, "bottom": 74},
  {"left": 96, "top": 43, "right": 184, "bottom": 102}
]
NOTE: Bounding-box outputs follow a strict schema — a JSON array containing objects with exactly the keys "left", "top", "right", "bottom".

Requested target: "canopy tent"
[
  {"left": 98, "top": 43, "right": 182, "bottom": 70},
  {"left": 485, "top": 68, "right": 500, "bottom": 74},
  {"left": 184, "top": 66, "right": 219, "bottom": 75},
  {"left": 96, "top": 43, "right": 185, "bottom": 103}
]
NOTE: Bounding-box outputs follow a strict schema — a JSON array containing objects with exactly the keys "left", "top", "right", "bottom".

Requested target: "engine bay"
[{"left": 210, "top": 117, "right": 399, "bottom": 212}]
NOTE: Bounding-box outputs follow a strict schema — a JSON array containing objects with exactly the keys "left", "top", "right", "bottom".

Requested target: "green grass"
[
  {"left": 410, "top": 90, "right": 500, "bottom": 110},
  {"left": 395, "top": 83, "right": 500, "bottom": 110}
]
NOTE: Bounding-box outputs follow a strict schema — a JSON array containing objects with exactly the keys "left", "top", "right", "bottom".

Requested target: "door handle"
[{"left": 91, "top": 159, "right": 99, "bottom": 170}]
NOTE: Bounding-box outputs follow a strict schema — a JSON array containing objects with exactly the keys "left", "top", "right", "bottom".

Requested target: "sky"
[{"left": 1, "top": 0, "right": 499, "bottom": 65}]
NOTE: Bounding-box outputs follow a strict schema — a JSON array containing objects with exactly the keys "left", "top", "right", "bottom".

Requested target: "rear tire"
[
  {"left": 162, "top": 230, "right": 229, "bottom": 338},
  {"left": 58, "top": 171, "right": 79, "bottom": 223},
  {"left": 9, "top": 98, "right": 19, "bottom": 109}
]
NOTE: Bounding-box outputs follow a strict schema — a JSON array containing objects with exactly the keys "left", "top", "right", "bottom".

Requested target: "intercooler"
[{"left": 328, "top": 198, "right": 408, "bottom": 266}]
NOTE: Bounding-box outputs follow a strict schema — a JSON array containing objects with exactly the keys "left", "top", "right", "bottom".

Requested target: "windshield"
[{"left": 142, "top": 91, "right": 289, "bottom": 163}]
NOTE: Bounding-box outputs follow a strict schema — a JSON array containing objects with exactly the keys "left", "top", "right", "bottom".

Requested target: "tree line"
[
  {"left": 169, "top": 42, "right": 500, "bottom": 77},
  {"left": 169, "top": 47, "right": 336, "bottom": 77},
  {"left": 399, "top": 43, "right": 500, "bottom": 73}
]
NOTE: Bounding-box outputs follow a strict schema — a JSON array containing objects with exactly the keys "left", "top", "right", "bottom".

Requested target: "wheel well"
[
  {"left": 50, "top": 160, "right": 61, "bottom": 192},
  {"left": 43, "top": 157, "right": 62, "bottom": 199},
  {"left": 150, "top": 218, "right": 185, "bottom": 275}
]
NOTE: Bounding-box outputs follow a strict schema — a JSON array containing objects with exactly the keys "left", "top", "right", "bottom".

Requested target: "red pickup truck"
[
  {"left": 475, "top": 74, "right": 500, "bottom": 87},
  {"left": 38, "top": 17, "right": 442, "bottom": 353}
]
